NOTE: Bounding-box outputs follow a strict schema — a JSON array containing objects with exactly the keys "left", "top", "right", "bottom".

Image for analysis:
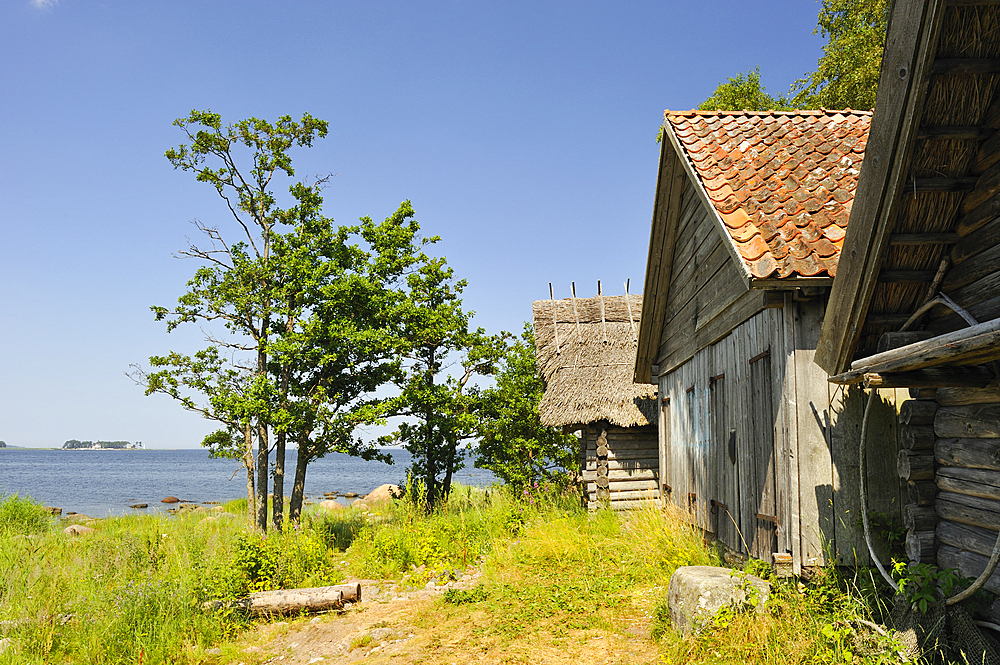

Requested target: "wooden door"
[{"left": 749, "top": 348, "right": 777, "bottom": 560}]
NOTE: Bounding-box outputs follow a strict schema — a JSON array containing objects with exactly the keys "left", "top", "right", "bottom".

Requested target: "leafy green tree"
[
  {"left": 138, "top": 110, "right": 413, "bottom": 531},
  {"left": 699, "top": 68, "right": 790, "bottom": 112},
  {"left": 792, "top": 0, "right": 888, "bottom": 110},
  {"left": 383, "top": 254, "right": 507, "bottom": 508},
  {"left": 475, "top": 323, "right": 578, "bottom": 489}
]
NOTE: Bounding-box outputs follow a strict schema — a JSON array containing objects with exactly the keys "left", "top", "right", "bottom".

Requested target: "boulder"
[
  {"left": 364, "top": 484, "right": 400, "bottom": 504},
  {"left": 64, "top": 524, "right": 95, "bottom": 536},
  {"left": 161, "top": 497, "right": 179, "bottom": 504},
  {"left": 352, "top": 499, "right": 370, "bottom": 511},
  {"left": 129, "top": 504, "right": 147, "bottom": 510},
  {"left": 344, "top": 492, "right": 359, "bottom": 498},
  {"left": 44, "top": 507, "right": 62, "bottom": 516},
  {"left": 319, "top": 499, "right": 344, "bottom": 512},
  {"left": 667, "top": 566, "right": 769, "bottom": 634}
]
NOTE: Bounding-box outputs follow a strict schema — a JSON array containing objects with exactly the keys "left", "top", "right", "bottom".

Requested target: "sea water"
[{"left": 0, "top": 447, "right": 496, "bottom": 517}]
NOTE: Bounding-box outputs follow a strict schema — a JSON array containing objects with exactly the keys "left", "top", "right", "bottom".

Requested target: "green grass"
[{"left": 0, "top": 486, "right": 913, "bottom": 665}]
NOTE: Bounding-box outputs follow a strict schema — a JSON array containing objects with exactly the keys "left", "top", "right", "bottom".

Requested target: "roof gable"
[{"left": 666, "top": 110, "right": 871, "bottom": 279}]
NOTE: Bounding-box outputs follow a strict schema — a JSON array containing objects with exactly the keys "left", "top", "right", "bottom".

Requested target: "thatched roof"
[{"left": 532, "top": 294, "right": 657, "bottom": 428}]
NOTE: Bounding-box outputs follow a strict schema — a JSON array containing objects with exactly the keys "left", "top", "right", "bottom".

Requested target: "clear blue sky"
[{"left": 0, "top": 0, "right": 825, "bottom": 448}]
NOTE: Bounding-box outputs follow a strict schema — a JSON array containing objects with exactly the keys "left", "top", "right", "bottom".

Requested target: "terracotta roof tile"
[{"left": 665, "top": 109, "right": 871, "bottom": 279}]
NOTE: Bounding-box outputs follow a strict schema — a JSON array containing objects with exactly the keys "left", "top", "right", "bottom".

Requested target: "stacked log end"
[{"left": 899, "top": 400, "right": 939, "bottom": 564}]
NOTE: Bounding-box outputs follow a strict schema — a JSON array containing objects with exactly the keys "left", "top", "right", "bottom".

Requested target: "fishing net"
[{"left": 891, "top": 595, "right": 1000, "bottom": 664}]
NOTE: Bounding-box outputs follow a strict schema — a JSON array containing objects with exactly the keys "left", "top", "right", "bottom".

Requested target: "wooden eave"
[
  {"left": 633, "top": 123, "right": 753, "bottom": 384},
  {"left": 815, "top": 0, "right": 1000, "bottom": 373}
]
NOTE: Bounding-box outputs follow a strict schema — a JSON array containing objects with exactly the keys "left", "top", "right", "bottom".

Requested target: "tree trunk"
[
  {"left": 443, "top": 441, "right": 456, "bottom": 498},
  {"left": 289, "top": 436, "right": 310, "bottom": 523},
  {"left": 244, "top": 422, "right": 257, "bottom": 532},
  {"left": 256, "top": 419, "right": 269, "bottom": 533},
  {"left": 203, "top": 584, "right": 361, "bottom": 615},
  {"left": 273, "top": 430, "right": 285, "bottom": 532}
]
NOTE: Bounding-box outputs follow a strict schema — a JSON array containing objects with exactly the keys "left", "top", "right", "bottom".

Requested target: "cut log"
[
  {"left": 877, "top": 332, "right": 935, "bottom": 353},
  {"left": 937, "top": 545, "right": 1000, "bottom": 596},
  {"left": 898, "top": 450, "right": 935, "bottom": 480},
  {"left": 203, "top": 584, "right": 360, "bottom": 615},
  {"left": 900, "top": 400, "right": 938, "bottom": 426},
  {"left": 935, "top": 383, "right": 1000, "bottom": 406},
  {"left": 901, "top": 425, "right": 936, "bottom": 451},
  {"left": 908, "top": 480, "right": 938, "bottom": 506},
  {"left": 936, "top": 404, "right": 1000, "bottom": 438},
  {"left": 906, "top": 530, "right": 936, "bottom": 564},
  {"left": 936, "top": 437, "right": 1000, "bottom": 470},
  {"left": 909, "top": 388, "right": 938, "bottom": 400},
  {"left": 937, "top": 520, "right": 1000, "bottom": 559},
  {"left": 849, "top": 318, "right": 1000, "bottom": 373},
  {"left": 860, "top": 367, "right": 995, "bottom": 389},
  {"left": 937, "top": 466, "right": 1000, "bottom": 501},
  {"left": 904, "top": 504, "right": 940, "bottom": 531},
  {"left": 935, "top": 491, "right": 1000, "bottom": 531}
]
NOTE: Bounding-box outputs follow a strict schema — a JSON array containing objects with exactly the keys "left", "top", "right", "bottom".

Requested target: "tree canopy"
[{"left": 697, "top": 0, "right": 888, "bottom": 113}]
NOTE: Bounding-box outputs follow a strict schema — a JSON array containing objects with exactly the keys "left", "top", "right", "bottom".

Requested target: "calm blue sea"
[{"left": 0, "top": 448, "right": 496, "bottom": 517}]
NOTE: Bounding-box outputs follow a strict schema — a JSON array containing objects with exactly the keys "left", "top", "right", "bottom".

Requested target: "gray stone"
[
  {"left": 667, "top": 565, "right": 769, "bottom": 634},
  {"left": 63, "top": 524, "right": 95, "bottom": 536}
]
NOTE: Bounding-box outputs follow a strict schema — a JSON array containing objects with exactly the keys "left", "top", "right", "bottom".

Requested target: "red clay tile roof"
[{"left": 665, "top": 109, "right": 871, "bottom": 279}]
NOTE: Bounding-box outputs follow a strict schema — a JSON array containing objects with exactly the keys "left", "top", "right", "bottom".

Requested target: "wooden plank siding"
[{"left": 656, "top": 297, "right": 904, "bottom": 568}]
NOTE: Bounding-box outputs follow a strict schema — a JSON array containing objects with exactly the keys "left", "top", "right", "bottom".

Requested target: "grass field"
[{"left": 0, "top": 485, "right": 909, "bottom": 664}]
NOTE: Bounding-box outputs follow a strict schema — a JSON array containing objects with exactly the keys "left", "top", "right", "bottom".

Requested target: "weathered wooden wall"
[
  {"left": 580, "top": 422, "right": 658, "bottom": 510},
  {"left": 657, "top": 297, "right": 904, "bottom": 571},
  {"left": 655, "top": 179, "right": 759, "bottom": 375}
]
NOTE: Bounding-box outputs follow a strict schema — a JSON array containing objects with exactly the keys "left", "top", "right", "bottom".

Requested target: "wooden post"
[
  {"left": 624, "top": 278, "right": 636, "bottom": 342},
  {"left": 549, "top": 282, "right": 560, "bottom": 355},
  {"left": 570, "top": 282, "right": 582, "bottom": 344}
]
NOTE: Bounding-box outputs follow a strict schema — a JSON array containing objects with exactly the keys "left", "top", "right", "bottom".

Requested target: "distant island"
[
  {"left": 0, "top": 441, "right": 5, "bottom": 448},
  {"left": 62, "top": 440, "right": 143, "bottom": 450}
]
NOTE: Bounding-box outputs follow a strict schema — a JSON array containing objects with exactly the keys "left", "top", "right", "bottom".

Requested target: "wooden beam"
[
  {"left": 831, "top": 365, "right": 995, "bottom": 387},
  {"left": 634, "top": 137, "right": 684, "bottom": 384},
  {"left": 904, "top": 176, "right": 978, "bottom": 192},
  {"left": 849, "top": 316, "right": 1000, "bottom": 374},
  {"left": 974, "top": 126, "right": 1000, "bottom": 174},
  {"left": 953, "top": 214, "right": 1000, "bottom": 265},
  {"left": 916, "top": 126, "right": 991, "bottom": 140},
  {"left": 890, "top": 232, "right": 960, "bottom": 245},
  {"left": 962, "top": 159, "right": 1000, "bottom": 215},
  {"left": 932, "top": 59, "right": 1000, "bottom": 75},
  {"left": 863, "top": 367, "right": 995, "bottom": 388},
  {"left": 956, "top": 189, "right": 1000, "bottom": 237},
  {"left": 878, "top": 270, "right": 937, "bottom": 282},
  {"left": 815, "top": 0, "right": 947, "bottom": 374},
  {"left": 948, "top": 0, "right": 1000, "bottom": 5},
  {"left": 866, "top": 314, "right": 912, "bottom": 327},
  {"left": 877, "top": 331, "right": 934, "bottom": 352},
  {"left": 749, "top": 277, "right": 833, "bottom": 290}
]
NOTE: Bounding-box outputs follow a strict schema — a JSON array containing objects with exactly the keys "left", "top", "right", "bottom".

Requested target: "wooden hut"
[
  {"left": 634, "top": 108, "right": 909, "bottom": 573},
  {"left": 816, "top": 0, "right": 1000, "bottom": 602},
  {"left": 532, "top": 292, "right": 659, "bottom": 510}
]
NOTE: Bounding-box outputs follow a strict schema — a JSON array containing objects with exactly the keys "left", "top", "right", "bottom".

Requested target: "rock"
[
  {"left": 369, "top": 627, "right": 395, "bottom": 641},
  {"left": 667, "top": 566, "right": 769, "bottom": 634},
  {"left": 364, "top": 484, "right": 400, "bottom": 504},
  {"left": 129, "top": 504, "right": 147, "bottom": 510},
  {"left": 161, "top": 497, "right": 179, "bottom": 504},
  {"left": 65, "top": 511, "right": 77, "bottom": 515},
  {"left": 202, "top": 501, "right": 220, "bottom": 505},
  {"left": 344, "top": 492, "right": 358, "bottom": 498},
  {"left": 319, "top": 500, "right": 344, "bottom": 511},
  {"left": 64, "top": 524, "right": 95, "bottom": 536},
  {"left": 351, "top": 498, "right": 367, "bottom": 508},
  {"left": 44, "top": 506, "right": 62, "bottom": 516}
]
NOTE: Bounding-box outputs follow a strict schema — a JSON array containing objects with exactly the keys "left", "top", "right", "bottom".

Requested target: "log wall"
[{"left": 580, "top": 423, "right": 658, "bottom": 511}]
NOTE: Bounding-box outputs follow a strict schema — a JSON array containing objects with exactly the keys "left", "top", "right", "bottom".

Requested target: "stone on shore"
[
  {"left": 344, "top": 492, "right": 359, "bottom": 498},
  {"left": 364, "top": 484, "right": 400, "bottom": 504},
  {"left": 129, "top": 504, "right": 147, "bottom": 510},
  {"left": 319, "top": 499, "right": 344, "bottom": 512},
  {"left": 667, "top": 565, "right": 769, "bottom": 634},
  {"left": 44, "top": 507, "right": 62, "bottom": 516},
  {"left": 64, "top": 524, "right": 95, "bottom": 536},
  {"left": 161, "top": 496, "right": 179, "bottom": 504}
]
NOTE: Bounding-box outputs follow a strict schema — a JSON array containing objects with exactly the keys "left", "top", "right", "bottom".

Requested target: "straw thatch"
[{"left": 532, "top": 294, "right": 657, "bottom": 428}]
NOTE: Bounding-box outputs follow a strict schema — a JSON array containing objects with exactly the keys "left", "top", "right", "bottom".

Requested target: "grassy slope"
[{"left": 0, "top": 488, "right": 906, "bottom": 664}]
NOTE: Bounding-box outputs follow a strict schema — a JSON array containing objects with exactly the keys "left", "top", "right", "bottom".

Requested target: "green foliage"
[
  {"left": 0, "top": 495, "right": 51, "bottom": 536},
  {"left": 383, "top": 253, "right": 509, "bottom": 508},
  {"left": 443, "top": 586, "right": 489, "bottom": 605},
  {"left": 699, "top": 68, "right": 790, "bottom": 113},
  {"left": 792, "top": 0, "right": 888, "bottom": 111},
  {"left": 892, "top": 560, "right": 963, "bottom": 614},
  {"left": 475, "top": 323, "right": 579, "bottom": 489}
]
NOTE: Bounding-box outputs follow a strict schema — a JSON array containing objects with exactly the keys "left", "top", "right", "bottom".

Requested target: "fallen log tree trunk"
[{"left": 203, "top": 584, "right": 361, "bottom": 615}]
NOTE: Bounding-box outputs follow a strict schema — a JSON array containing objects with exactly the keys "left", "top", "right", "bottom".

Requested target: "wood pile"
[{"left": 898, "top": 398, "right": 940, "bottom": 564}]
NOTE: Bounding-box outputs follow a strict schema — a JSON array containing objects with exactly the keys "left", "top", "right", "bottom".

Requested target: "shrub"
[{"left": 0, "top": 494, "right": 51, "bottom": 536}]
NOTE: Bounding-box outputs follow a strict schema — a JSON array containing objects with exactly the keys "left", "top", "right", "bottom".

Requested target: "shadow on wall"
[{"left": 817, "top": 385, "right": 904, "bottom": 567}]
